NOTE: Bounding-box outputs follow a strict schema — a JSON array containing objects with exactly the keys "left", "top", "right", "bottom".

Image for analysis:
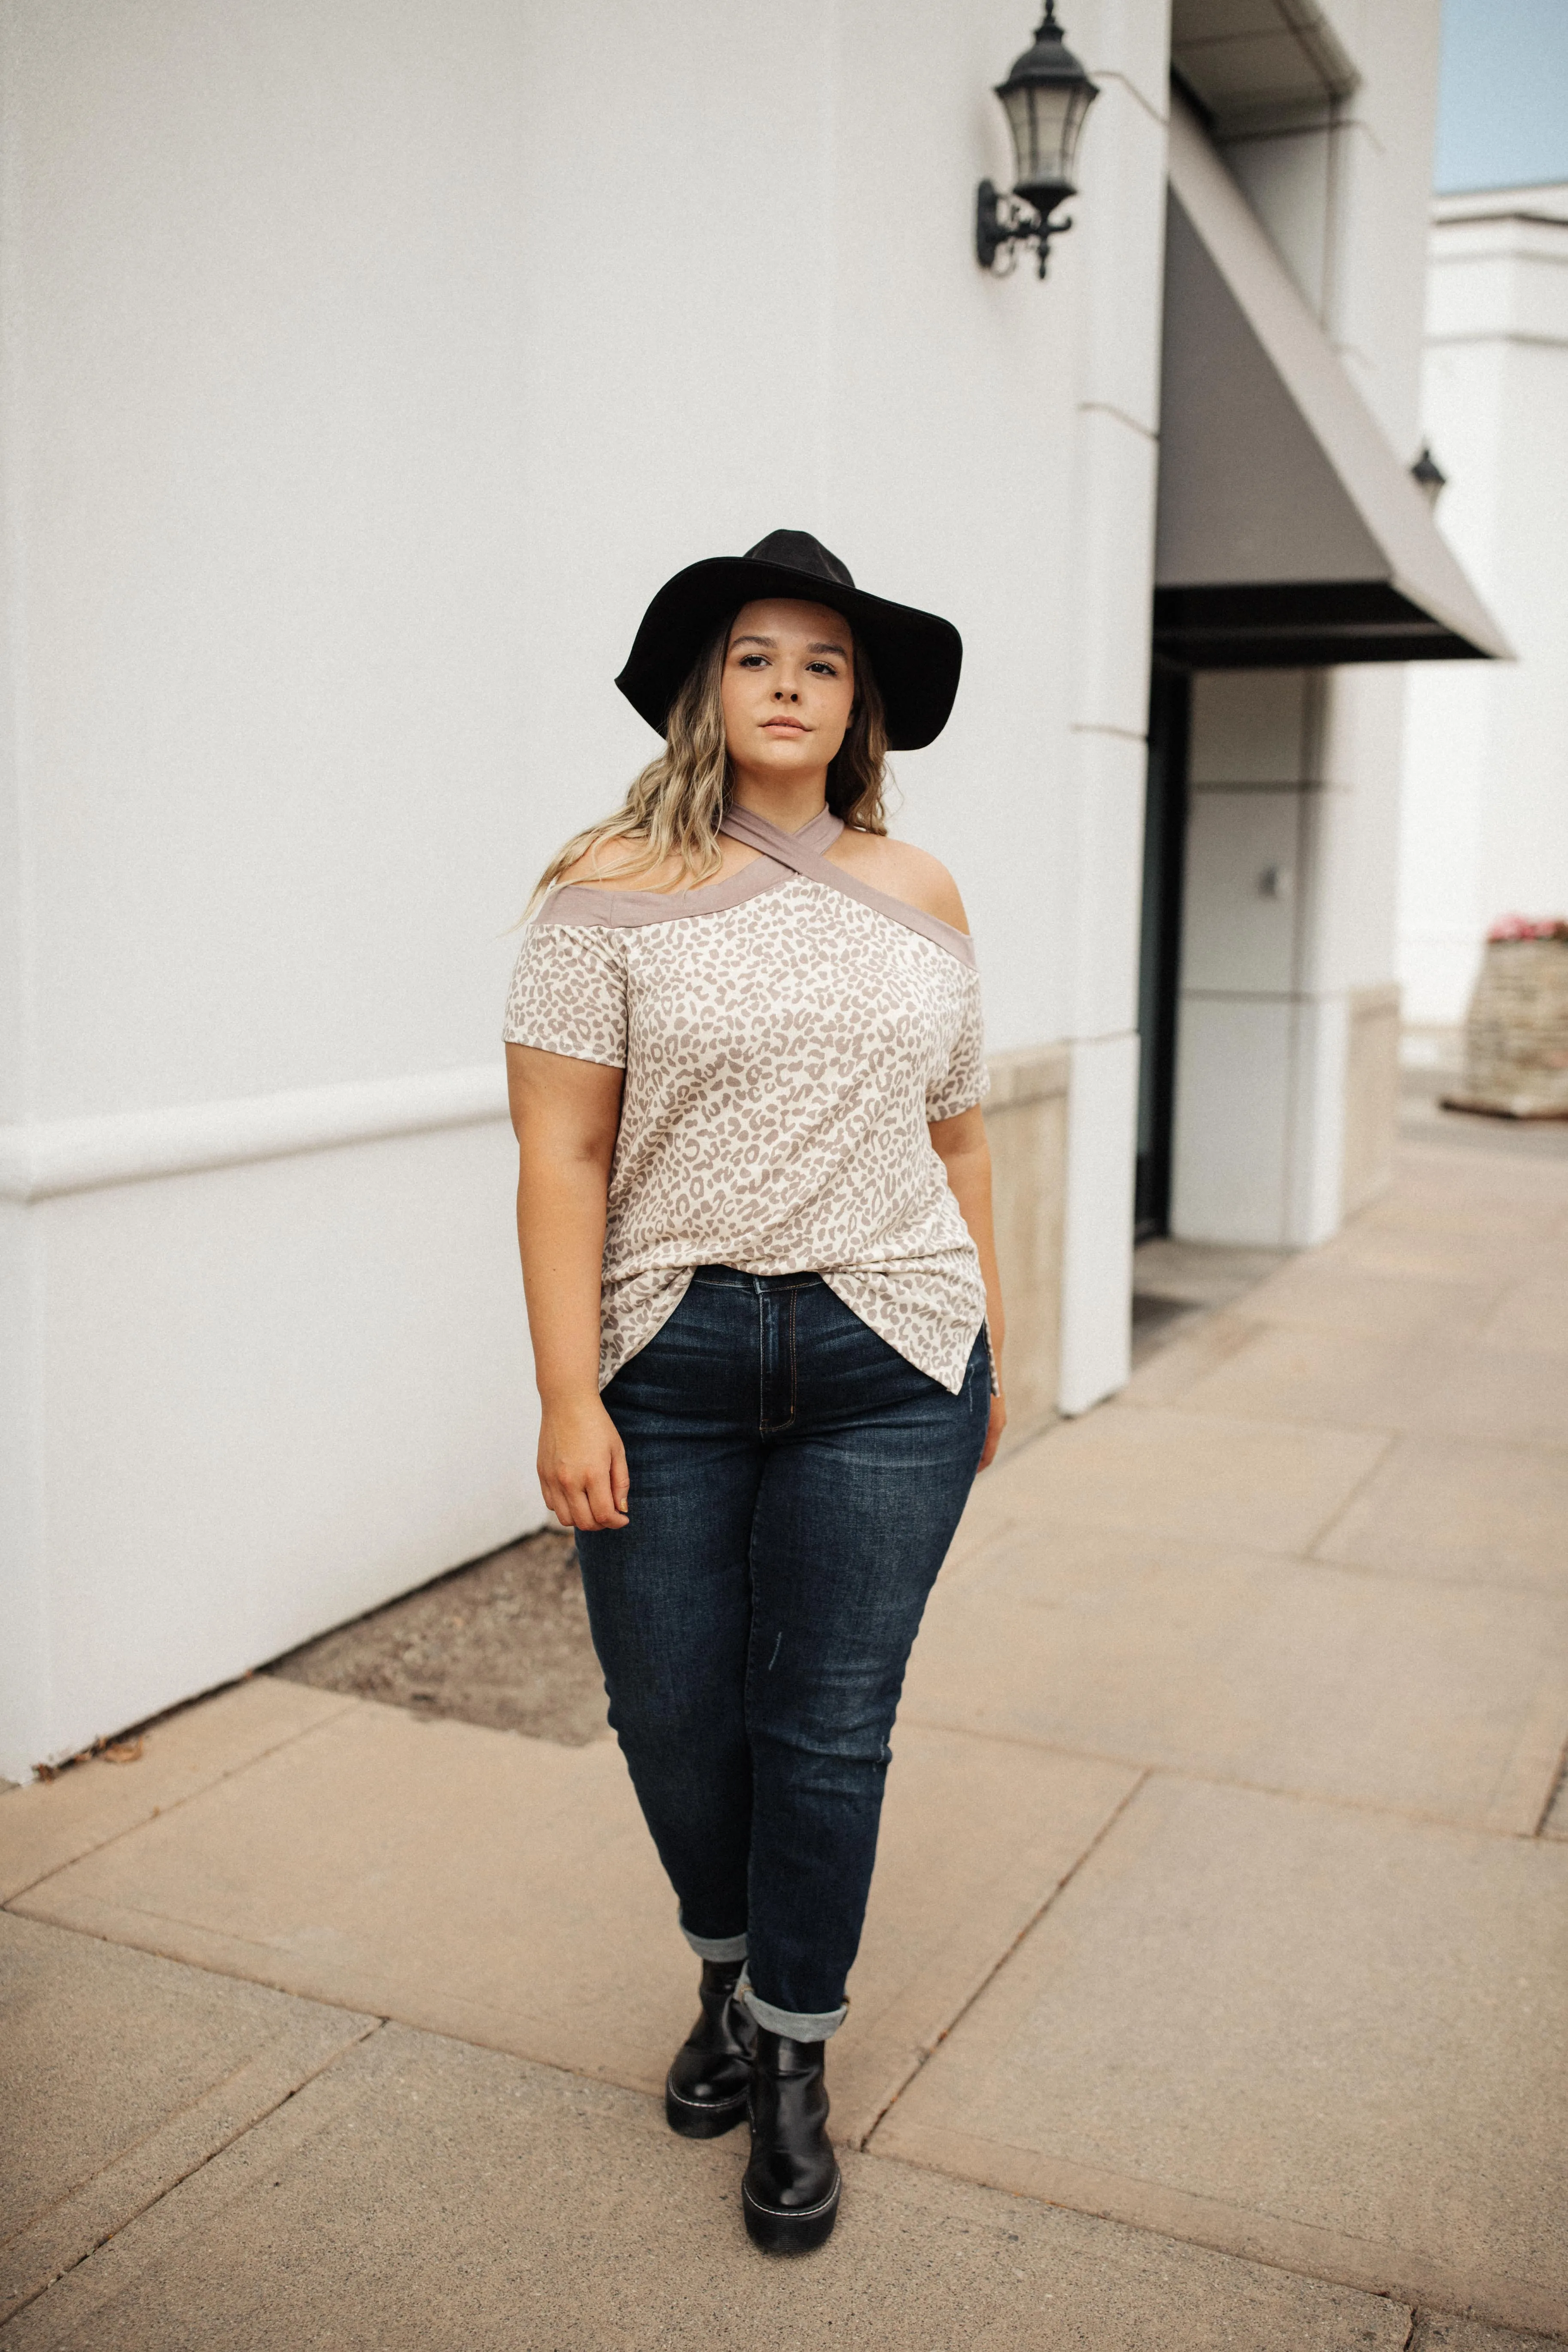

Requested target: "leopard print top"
[{"left": 503, "top": 803, "right": 990, "bottom": 1395}]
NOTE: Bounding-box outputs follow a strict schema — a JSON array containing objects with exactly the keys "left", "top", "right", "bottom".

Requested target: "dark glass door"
[{"left": 1135, "top": 662, "right": 1191, "bottom": 1238}]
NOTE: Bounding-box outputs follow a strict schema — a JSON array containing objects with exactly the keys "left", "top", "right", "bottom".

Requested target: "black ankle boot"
[
  {"left": 742, "top": 2029, "right": 841, "bottom": 2252},
  {"left": 665, "top": 1959, "right": 755, "bottom": 2138}
]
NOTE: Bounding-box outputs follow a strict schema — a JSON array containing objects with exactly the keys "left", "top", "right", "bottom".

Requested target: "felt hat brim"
[{"left": 615, "top": 541, "right": 962, "bottom": 753}]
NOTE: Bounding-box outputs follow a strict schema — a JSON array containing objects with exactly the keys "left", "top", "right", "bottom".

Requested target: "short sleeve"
[
  {"left": 503, "top": 918, "right": 627, "bottom": 1068},
  {"left": 926, "top": 973, "right": 990, "bottom": 1122}
]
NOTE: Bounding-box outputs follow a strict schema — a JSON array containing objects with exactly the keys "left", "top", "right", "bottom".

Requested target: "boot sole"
[
  {"left": 742, "top": 2171, "right": 841, "bottom": 2253},
  {"left": 665, "top": 2079, "right": 750, "bottom": 2139}
]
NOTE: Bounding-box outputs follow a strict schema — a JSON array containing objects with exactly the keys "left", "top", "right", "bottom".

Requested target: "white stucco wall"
[
  {"left": 0, "top": 0, "right": 1172, "bottom": 1776},
  {"left": 1399, "top": 186, "right": 1568, "bottom": 1027}
]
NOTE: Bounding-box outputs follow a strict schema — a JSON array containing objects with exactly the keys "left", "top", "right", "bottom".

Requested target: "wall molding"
[
  {"left": 0, "top": 1065, "right": 511, "bottom": 1202},
  {"left": 2, "top": 1039, "right": 1081, "bottom": 1201}
]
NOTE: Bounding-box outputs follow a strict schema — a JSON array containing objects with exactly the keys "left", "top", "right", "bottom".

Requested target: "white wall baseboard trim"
[{"left": 0, "top": 1065, "right": 511, "bottom": 1202}]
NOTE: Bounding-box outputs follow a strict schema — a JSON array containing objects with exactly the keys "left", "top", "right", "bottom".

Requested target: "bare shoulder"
[
  {"left": 829, "top": 830, "right": 970, "bottom": 931},
  {"left": 557, "top": 833, "right": 678, "bottom": 892},
  {"left": 557, "top": 831, "right": 756, "bottom": 895}
]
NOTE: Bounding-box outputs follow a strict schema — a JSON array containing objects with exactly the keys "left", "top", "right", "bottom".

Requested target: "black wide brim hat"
[{"left": 615, "top": 529, "right": 962, "bottom": 753}]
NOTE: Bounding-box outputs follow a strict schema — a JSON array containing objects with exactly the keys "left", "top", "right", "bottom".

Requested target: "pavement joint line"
[
  {"left": 959, "top": 1486, "right": 1568, "bottom": 1599},
  {"left": 0, "top": 1901, "right": 406, "bottom": 2046},
  {"left": 3, "top": 1689, "right": 362, "bottom": 1905},
  {"left": 1103, "top": 1401, "right": 1408, "bottom": 1439},
  {"left": 1481, "top": 1674, "right": 1568, "bottom": 1837},
  {"left": 0, "top": 1895, "right": 371, "bottom": 2006},
  {"left": 1127, "top": 1401, "right": 1568, "bottom": 1453},
  {"left": 941, "top": 1506, "right": 1567, "bottom": 1600},
  {"left": 1531, "top": 1729, "right": 1568, "bottom": 1839},
  {"left": 5, "top": 2044, "right": 289, "bottom": 2241},
  {"left": 853, "top": 1768, "right": 1152, "bottom": 2156},
  {"left": 895, "top": 1717, "right": 1568, "bottom": 1847},
  {"left": 0, "top": 1903, "right": 706, "bottom": 2110},
  {"left": 1298, "top": 1423, "right": 1568, "bottom": 1467},
  {"left": 1286, "top": 1429, "right": 1399, "bottom": 1559},
  {"left": 0, "top": 2014, "right": 386, "bottom": 2329},
  {"left": 864, "top": 2136, "right": 1561, "bottom": 2342},
  {"left": 1294, "top": 1546, "right": 1568, "bottom": 1599}
]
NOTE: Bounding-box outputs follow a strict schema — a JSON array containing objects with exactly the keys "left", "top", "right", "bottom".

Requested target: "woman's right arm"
[{"left": 506, "top": 1040, "right": 631, "bottom": 1532}]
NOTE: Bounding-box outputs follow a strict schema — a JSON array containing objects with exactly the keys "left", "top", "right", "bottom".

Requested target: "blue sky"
[{"left": 1436, "top": 0, "right": 1568, "bottom": 191}]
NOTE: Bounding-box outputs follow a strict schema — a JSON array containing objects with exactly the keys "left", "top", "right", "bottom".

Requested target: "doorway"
[{"left": 1135, "top": 662, "right": 1192, "bottom": 1238}]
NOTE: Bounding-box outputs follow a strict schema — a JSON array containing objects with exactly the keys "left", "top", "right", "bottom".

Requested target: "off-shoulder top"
[{"left": 503, "top": 803, "right": 990, "bottom": 1394}]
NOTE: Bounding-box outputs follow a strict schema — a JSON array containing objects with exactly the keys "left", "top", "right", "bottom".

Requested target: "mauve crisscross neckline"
[
  {"left": 541, "top": 803, "right": 976, "bottom": 966},
  {"left": 717, "top": 805, "right": 976, "bottom": 965}
]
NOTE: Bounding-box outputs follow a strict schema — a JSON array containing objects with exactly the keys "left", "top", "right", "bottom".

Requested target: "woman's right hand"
[{"left": 538, "top": 1394, "right": 631, "bottom": 1532}]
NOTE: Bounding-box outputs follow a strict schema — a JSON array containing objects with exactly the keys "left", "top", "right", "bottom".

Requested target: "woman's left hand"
[{"left": 977, "top": 1388, "right": 1006, "bottom": 1472}]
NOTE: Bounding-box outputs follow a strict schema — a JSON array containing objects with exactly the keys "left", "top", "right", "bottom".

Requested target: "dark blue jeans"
[{"left": 575, "top": 1268, "right": 990, "bottom": 2039}]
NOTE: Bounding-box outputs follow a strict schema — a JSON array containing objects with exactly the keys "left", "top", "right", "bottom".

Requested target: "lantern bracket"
[{"left": 975, "top": 179, "right": 1073, "bottom": 278}]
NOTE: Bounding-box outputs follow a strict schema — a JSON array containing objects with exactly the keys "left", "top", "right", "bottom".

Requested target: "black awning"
[
  {"left": 1155, "top": 96, "right": 1509, "bottom": 671},
  {"left": 1153, "top": 580, "right": 1495, "bottom": 669}
]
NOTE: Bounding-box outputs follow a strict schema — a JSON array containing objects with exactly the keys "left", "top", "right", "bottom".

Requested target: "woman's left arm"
[{"left": 929, "top": 1105, "right": 1007, "bottom": 1470}]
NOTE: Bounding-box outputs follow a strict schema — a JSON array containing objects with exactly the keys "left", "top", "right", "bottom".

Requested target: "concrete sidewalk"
[{"left": 3, "top": 1120, "right": 1566, "bottom": 2349}]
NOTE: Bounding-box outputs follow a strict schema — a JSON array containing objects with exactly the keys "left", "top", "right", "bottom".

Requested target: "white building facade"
[
  {"left": 1400, "top": 183, "right": 1568, "bottom": 1035},
  {"left": 0, "top": 0, "right": 1499, "bottom": 1781}
]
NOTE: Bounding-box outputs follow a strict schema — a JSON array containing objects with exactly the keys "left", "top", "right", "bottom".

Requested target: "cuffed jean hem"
[
  {"left": 742, "top": 1987, "right": 849, "bottom": 2042},
  {"left": 679, "top": 1920, "right": 749, "bottom": 1963}
]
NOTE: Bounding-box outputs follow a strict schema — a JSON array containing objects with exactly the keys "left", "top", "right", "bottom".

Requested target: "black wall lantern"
[
  {"left": 1410, "top": 443, "right": 1447, "bottom": 509},
  {"left": 977, "top": 4, "right": 1099, "bottom": 278}
]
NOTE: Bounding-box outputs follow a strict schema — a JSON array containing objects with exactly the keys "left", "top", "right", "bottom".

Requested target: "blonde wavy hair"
[{"left": 530, "top": 612, "right": 890, "bottom": 907}]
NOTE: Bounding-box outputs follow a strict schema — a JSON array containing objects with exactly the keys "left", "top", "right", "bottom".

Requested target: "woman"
[{"left": 504, "top": 529, "right": 1005, "bottom": 2254}]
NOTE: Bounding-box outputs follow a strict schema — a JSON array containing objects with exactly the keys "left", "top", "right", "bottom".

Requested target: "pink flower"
[{"left": 1487, "top": 914, "right": 1568, "bottom": 943}]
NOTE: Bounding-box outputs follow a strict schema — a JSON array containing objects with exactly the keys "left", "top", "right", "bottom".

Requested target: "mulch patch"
[{"left": 268, "top": 1528, "right": 608, "bottom": 1747}]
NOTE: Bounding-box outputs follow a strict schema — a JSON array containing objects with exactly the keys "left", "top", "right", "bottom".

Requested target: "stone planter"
[{"left": 1445, "top": 932, "right": 1568, "bottom": 1119}]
